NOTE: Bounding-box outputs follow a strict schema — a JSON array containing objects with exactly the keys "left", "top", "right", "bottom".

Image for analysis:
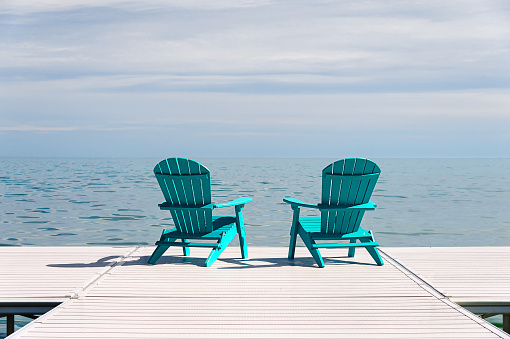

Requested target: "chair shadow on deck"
[
  {"left": 46, "top": 251, "right": 381, "bottom": 269},
  {"left": 215, "top": 255, "right": 380, "bottom": 269},
  {"left": 46, "top": 255, "right": 121, "bottom": 268}
]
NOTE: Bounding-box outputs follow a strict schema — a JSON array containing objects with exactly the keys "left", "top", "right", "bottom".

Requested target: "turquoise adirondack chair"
[
  {"left": 148, "top": 157, "right": 251, "bottom": 267},
  {"left": 284, "top": 158, "right": 383, "bottom": 268}
]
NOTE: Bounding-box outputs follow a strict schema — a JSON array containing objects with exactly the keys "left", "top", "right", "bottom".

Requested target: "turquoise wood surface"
[
  {"left": 149, "top": 158, "right": 251, "bottom": 267},
  {"left": 284, "top": 158, "right": 383, "bottom": 268}
]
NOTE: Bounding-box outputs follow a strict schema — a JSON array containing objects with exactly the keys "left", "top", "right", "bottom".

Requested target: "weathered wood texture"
[{"left": 4, "top": 246, "right": 508, "bottom": 338}]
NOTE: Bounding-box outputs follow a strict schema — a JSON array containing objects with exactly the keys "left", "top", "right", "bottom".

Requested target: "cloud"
[
  {"left": 1, "top": 0, "right": 509, "bottom": 87},
  {"left": 0, "top": 0, "right": 269, "bottom": 15},
  {"left": 0, "top": 0, "right": 509, "bottom": 156},
  {"left": 0, "top": 125, "right": 147, "bottom": 132}
]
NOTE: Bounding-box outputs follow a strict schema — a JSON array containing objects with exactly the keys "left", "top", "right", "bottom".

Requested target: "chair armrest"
[
  {"left": 158, "top": 202, "right": 215, "bottom": 211},
  {"left": 317, "top": 200, "right": 377, "bottom": 211},
  {"left": 214, "top": 197, "right": 252, "bottom": 208},
  {"left": 283, "top": 198, "right": 319, "bottom": 209}
]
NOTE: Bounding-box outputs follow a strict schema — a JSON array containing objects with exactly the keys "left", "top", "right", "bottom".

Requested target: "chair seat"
[
  {"left": 161, "top": 216, "right": 236, "bottom": 240},
  {"left": 298, "top": 216, "right": 373, "bottom": 240}
]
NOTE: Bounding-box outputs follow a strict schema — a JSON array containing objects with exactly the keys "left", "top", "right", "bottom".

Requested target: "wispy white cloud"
[
  {"left": 0, "top": 125, "right": 150, "bottom": 132},
  {"left": 2, "top": 1, "right": 508, "bottom": 82},
  {"left": 0, "top": 0, "right": 270, "bottom": 14},
  {"left": 0, "top": 0, "right": 509, "bottom": 156},
  {"left": 0, "top": 126, "right": 81, "bottom": 132}
]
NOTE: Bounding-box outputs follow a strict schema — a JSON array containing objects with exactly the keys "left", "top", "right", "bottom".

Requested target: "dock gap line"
[
  {"left": 6, "top": 246, "right": 139, "bottom": 339},
  {"left": 74, "top": 246, "right": 140, "bottom": 298},
  {"left": 379, "top": 249, "right": 446, "bottom": 299},
  {"left": 379, "top": 249, "right": 510, "bottom": 339}
]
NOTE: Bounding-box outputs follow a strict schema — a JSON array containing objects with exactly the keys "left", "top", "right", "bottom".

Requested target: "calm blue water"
[{"left": 1, "top": 158, "right": 509, "bottom": 247}]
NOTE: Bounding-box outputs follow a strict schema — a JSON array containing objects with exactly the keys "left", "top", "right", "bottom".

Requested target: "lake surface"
[{"left": 1, "top": 158, "right": 509, "bottom": 247}]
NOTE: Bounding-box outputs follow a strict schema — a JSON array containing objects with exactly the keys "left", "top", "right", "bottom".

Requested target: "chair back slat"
[
  {"left": 154, "top": 158, "right": 212, "bottom": 234},
  {"left": 176, "top": 158, "right": 200, "bottom": 233},
  {"left": 336, "top": 158, "right": 356, "bottom": 206},
  {"left": 320, "top": 158, "right": 380, "bottom": 234},
  {"left": 187, "top": 160, "right": 210, "bottom": 232}
]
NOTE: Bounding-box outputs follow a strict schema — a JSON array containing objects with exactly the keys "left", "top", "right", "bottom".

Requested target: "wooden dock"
[
  {"left": 383, "top": 247, "right": 510, "bottom": 332},
  {"left": 1, "top": 246, "right": 509, "bottom": 338}
]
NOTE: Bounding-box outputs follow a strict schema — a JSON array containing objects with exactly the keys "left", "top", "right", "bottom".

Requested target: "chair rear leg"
[
  {"left": 204, "top": 228, "right": 236, "bottom": 267},
  {"left": 148, "top": 237, "right": 176, "bottom": 264},
  {"left": 288, "top": 208, "right": 300, "bottom": 259},
  {"left": 363, "top": 231, "right": 383, "bottom": 265},
  {"left": 365, "top": 245, "right": 384, "bottom": 266},
  {"left": 205, "top": 245, "right": 226, "bottom": 267},
  {"left": 348, "top": 239, "right": 356, "bottom": 257},
  {"left": 298, "top": 227, "right": 324, "bottom": 268}
]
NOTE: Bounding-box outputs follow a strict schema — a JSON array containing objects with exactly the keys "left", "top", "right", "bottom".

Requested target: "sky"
[{"left": 1, "top": 0, "right": 509, "bottom": 158}]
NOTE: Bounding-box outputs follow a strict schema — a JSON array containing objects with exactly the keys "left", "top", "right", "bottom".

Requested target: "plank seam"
[
  {"left": 380, "top": 249, "right": 510, "bottom": 339},
  {"left": 5, "top": 298, "right": 77, "bottom": 339},
  {"left": 6, "top": 247, "right": 139, "bottom": 339},
  {"left": 73, "top": 247, "right": 140, "bottom": 298}
]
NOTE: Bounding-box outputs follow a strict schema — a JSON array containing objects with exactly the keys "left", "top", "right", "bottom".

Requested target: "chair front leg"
[
  {"left": 235, "top": 205, "right": 248, "bottom": 259},
  {"left": 288, "top": 205, "right": 300, "bottom": 259}
]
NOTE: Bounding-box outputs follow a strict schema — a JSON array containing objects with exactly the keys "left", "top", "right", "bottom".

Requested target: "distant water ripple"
[{"left": 0, "top": 158, "right": 509, "bottom": 247}]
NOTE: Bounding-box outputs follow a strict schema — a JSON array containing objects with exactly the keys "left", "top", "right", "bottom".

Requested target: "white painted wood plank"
[
  {"left": 17, "top": 333, "right": 501, "bottom": 339},
  {"left": 3, "top": 246, "right": 509, "bottom": 339},
  {"left": 383, "top": 247, "right": 510, "bottom": 303},
  {"left": 0, "top": 246, "right": 135, "bottom": 301}
]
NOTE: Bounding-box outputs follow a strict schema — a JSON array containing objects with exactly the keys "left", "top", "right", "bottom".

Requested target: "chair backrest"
[
  {"left": 320, "top": 158, "right": 380, "bottom": 234},
  {"left": 154, "top": 157, "right": 213, "bottom": 234}
]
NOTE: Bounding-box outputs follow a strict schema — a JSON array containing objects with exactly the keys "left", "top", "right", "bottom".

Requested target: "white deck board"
[
  {"left": 0, "top": 246, "right": 134, "bottom": 301},
  {"left": 382, "top": 247, "right": 510, "bottom": 304},
  {"left": 2, "top": 246, "right": 509, "bottom": 338}
]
